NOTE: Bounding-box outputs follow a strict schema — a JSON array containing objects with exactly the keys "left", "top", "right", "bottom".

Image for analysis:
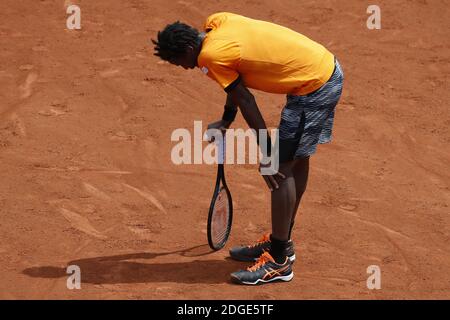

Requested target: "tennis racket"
[{"left": 207, "top": 134, "right": 233, "bottom": 251}]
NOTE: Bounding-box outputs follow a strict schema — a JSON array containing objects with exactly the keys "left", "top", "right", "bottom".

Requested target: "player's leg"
[
  {"left": 228, "top": 96, "right": 305, "bottom": 264},
  {"left": 269, "top": 158, "right": 303, "bottom": 263},
  {"left": 230, "top": 159, "right": 299, "bottom": 285},
  {"left": 288, "top": 156, "right": 310, "bottom": 239}
]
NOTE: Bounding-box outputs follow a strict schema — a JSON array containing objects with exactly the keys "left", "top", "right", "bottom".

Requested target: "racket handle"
[{"left": 218, "top": 134, "right": 226, "bottom": 164}]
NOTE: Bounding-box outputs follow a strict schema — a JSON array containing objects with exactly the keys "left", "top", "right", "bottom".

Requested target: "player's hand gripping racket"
[{"left": 207, "top": 134, "right": 233, "bottom": 251}]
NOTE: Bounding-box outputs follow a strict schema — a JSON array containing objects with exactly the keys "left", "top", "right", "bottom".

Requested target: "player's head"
[{"left": 152, "top": 21, "right": 201, "bottom": 69}]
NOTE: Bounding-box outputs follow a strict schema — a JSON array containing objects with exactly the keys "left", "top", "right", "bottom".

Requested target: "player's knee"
[
  {"left": 277, "top": 175, "right": 296, "bottom": 191},
  {"left": 278, "top": 160, "right": 296, "bottom": 176}
]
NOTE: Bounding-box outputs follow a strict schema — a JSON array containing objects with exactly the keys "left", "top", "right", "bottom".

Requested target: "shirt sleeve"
[{"left": 198, "top": 39, "right": 241, "bottom": 91}]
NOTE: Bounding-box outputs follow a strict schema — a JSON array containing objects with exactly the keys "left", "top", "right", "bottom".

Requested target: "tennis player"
[{"left": 153, "top": 12, "right": 344, "bottom": 285}]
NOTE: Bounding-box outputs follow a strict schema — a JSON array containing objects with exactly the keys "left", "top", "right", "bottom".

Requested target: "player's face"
[
  {"left": 169, "top": 47, "right": 197, "bottom": 69},
  {"left": 169, "top": 56, "right": 193, "bottom": 69}
]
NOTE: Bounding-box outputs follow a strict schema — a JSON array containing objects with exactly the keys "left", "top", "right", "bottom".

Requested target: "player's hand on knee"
[{"left": 259, "top": 162, "right": 286, "bottom": 192}]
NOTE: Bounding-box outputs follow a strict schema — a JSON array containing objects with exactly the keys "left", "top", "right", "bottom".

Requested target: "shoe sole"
[
  {"left": 231, "top": 272, "right": 294, "bottom": 285},
  {"left": 230, "top": 254, "right": 296, "bottom": 263}
]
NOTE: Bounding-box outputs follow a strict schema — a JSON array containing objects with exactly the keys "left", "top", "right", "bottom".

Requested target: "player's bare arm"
[{"left": 227, "top": 80, "right": 286, "bottom": 191}]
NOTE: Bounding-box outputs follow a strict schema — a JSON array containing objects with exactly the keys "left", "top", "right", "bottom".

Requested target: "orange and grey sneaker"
[
  {"left": 229, "top": 234, "right": 296, "bottom": 262},
  {"left": 230, "top": 251, "right": 294, "bottom": 285}
]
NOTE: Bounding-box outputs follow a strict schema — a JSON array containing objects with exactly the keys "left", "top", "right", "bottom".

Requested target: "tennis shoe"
[{"left": 230, "top": 252, "right": 293, "bottom": 285}]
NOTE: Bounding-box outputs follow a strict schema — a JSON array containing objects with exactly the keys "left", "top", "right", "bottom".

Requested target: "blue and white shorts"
[{"left": 278, "top": 59, "right": 344, "bottom": 162}]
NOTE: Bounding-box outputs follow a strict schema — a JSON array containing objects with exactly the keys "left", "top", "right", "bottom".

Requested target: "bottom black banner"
[{"left": 0, "top": 300, "right": 447, "bottom": 318}]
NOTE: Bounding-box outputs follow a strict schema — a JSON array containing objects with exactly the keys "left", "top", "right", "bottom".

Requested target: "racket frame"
[{"left": 207, "top": 162, "right": 233, "bottom": 250}]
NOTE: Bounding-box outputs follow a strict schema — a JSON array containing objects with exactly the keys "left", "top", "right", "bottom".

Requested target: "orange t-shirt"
[{"left": 197, "top": 12, "right": 335, "bottom": 96}]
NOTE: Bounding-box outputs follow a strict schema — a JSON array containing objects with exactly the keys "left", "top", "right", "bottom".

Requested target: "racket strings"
[{"left": 211, "top": 188, "right": 230, "bottom": 245}]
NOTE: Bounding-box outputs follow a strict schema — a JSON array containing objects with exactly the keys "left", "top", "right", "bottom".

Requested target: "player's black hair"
[{"left": 152, "top": 21, "right": 200, "bottom": 61}]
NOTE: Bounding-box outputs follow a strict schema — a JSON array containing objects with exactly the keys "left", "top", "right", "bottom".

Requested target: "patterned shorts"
[{"left": 278, "top": 59, "right": 344, "bottom": 162}]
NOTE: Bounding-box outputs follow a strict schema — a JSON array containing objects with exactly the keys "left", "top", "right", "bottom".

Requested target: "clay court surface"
[{"left": 0, "top": 0, "right": 449, "bottom": 299}]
